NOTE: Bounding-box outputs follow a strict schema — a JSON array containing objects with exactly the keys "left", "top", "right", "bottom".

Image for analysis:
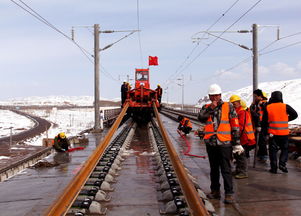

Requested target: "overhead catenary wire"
[
  {"left": 136, "top": 0, "right": 144, "bottom": 67},
  {"left": 215, "top": 30, "right": 301, "bottom": 75},
  {"left": 11, "top": 0, "right": 121, "bottom": 82},
  {"left": 260, "top": 40, "right": 301, "bottom": 56},
  {"left": 189, "top": 31, "right": 301, "bottom": 85},
  {"left": 10, "top": 0, "right": 94, "bottom": 63},
  {"left": 167, "top": 0, "right": 241, "bottom": 83},
  {"left": 176, "top": 0, "right": 263, "bottom": 77}
]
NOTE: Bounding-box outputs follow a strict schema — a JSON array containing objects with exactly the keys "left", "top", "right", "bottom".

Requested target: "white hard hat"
[{"left": 208, "top": 84, "right": 222, "bottom": 95}]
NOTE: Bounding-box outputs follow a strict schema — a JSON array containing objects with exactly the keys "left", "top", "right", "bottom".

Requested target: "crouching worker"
[
  {"left": 53, "top": 132, "right": 70, "bottom": 152},
  {"left": 177, "top": 115, "right": 192, "bottom": 135}
]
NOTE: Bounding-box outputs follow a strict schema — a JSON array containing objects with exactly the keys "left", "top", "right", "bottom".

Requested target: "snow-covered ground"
[
  {"left": 0, "top": 110, "right": 35, "bottom": 138},
  {"left": 197, "top": 78, "right": 301, "bottom": 124},
  {"left": 0, "top": 95, "right": 120, "bottom": 106},
  {"left": 0, "top": 107, "right": 115, "bottom": 147},
  {"left": 0, "top": 96, "right": 94, "bottom": 106}
]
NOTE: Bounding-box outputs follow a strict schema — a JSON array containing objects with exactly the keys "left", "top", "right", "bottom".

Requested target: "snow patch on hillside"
[{"left": 197, "top": 78, "right": 301, "bottom": 124}]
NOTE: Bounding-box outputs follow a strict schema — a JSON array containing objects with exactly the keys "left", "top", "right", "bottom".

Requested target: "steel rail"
[
  {"left": 45, "top": 102, "right": 129, "bottom": 216},
  {"left": 153, "top": 103, "right": 209, "bottom": 216},
  {"left": 160, "top": 110, "right": 202, "bottom": 126}
]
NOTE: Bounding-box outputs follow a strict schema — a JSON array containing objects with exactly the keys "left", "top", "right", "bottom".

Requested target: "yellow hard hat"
[
  {"left": 262, "top": 91, "right": 267, "bottom": 98},
  {"left": 240, "top": 100, "right": 248, "bottom": 110},
  {"left": 229, "top": 95, "right": 241, "bottom": 103},
  {"left": 59, "top": 132, "right": 66, "bottom": 139},
  {"left": 157, "top": 84, "right": 160, "bottom": 87}
]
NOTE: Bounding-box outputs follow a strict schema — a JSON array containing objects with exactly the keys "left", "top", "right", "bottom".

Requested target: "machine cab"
[{"left": 135, "top": 69, "right": 150, "bottom": 89}]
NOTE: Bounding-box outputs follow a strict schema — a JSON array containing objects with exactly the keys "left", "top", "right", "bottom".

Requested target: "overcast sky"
[{"left": 1, "top": 0, "right": 301, "bottom": 104}]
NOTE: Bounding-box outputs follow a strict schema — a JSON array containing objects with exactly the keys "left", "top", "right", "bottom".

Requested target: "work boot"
[
  {"left": 235, "top": 173, "right": 248, "bottom": 179},
  {"left": 206, "top": 191, "right": 221, "bottom": 199},
  {"left": 224, "top": 194, "right": 235, "bottom": 204},
  {"left": 269, "top": 169, "right": 277, "bottom": 174},
  {"left": 279, "top": 165, "right": 288, "bottom": 173}
]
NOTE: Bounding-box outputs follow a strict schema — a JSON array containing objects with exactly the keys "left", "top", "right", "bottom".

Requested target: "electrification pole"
[
  {"left": 94, "top": 24, "right": 100, "bottom": 130},
  {"left": 181, "top": 74, "right": 184, "bottom": 111},
  {"left": 72, "top": 25, "right": 139, "bottom": 131},
  {"left": 252, "top": 23, "right": 258, "bottom": 93}
]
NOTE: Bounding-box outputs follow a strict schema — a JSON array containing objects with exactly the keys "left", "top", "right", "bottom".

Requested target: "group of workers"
[
  {"left": 120, "top": 81, "right": 163, "bottom": 106},
  {"left": 53, "top": 82, "right": 298, "bottom": 205},
  {"left": 177, "top": 83, "right": 298, "bottom": 204}
]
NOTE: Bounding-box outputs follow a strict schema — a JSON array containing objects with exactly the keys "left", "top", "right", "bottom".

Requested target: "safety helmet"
[
  {"left": 208, "top": 84, "right": 222, "bottom": 95},
  {"left": 229, "top": 95, "right": 241, "bottom": 103},
  {"left": 240, "top": 100, "right": 248, "bottom": 110},
  {"left": 157, "top": 84, "right": 160, "bottom": 87},
  {"left": 262, "top": 91, "right": 268, "bottom": 98},
  {"left": 59, "top": 132, "right": 66, "bottom": 139}
]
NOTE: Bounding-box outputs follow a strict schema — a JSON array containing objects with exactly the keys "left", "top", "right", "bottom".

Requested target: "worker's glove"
[
  {"left": 233, "top": 145, "right": 244, "bottom": 155},
  {"left": 256, "top": 127, "right": 261, "bottom": 132}
]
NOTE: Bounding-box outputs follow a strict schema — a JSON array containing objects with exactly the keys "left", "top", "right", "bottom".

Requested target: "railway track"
[
  {"left": 0, "top": 109, "right": 51, "bottom": 145},
  {"left": 160, "top": 107, "right": 201, "bottom": 126},
  {"left": 45, "top": 103, "right": 212, "bottom": 216}
]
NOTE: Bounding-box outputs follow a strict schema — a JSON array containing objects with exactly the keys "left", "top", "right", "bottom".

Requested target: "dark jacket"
[
  {"left": 250, "top": 100, "right": 267, "bottom": 128},
  {"left": 121, "top": 83, "right": 128, "bottom": 94},
  {"left": 156, "top": 87, "right": 163, "bottom": 97},
  {"left": 53, "top": 136, "right": 70, "bottom": 152},
  {"left": 262, "top": 91, "right": 298, "bottom": 135}
]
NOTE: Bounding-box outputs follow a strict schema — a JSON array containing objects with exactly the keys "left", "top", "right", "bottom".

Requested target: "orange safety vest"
[
  {"left": 237, "top": 107, "right": 255, "bottom": 140},
  {"left": 204, "top": 102, "right": 237, "bottom": 142},
  {"left": 258, "top": 99, "right": 267, "bottom": 122},
  {"left": 267, "top": 103, "right": 289, "bottom": 135},
  {"left": 181, "top": 117, "right": 192, "bottom": 128}
]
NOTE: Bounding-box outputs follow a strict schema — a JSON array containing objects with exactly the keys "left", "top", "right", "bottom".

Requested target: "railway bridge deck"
[{"left": 0, "top": 112, "right": 300, "bottom": 216}]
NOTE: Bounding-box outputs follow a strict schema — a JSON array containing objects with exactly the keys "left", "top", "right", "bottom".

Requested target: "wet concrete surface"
[
  {"left": 0, "top": 129, "right": 109, "bottom": 216},
  {"left": 105, "top": 124, "right": 160, "bottom": 216},
  {"left": 0, "top": 115, "right": 301, "bottom": 216},
  {"left": 160, "top": 114, "right": 301, "bottom": 216},
  {"left": 0, "top": 144, "right": 47, "bottom": 170}
]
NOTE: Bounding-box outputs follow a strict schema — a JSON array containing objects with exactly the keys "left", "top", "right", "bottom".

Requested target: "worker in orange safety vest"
[
  {"left": 230, "top": 95, "right": 256, "bottom": 179},
  {"left": 262, "top": 91, "right": 298, "bottom": 174},
  {"left": 177, "top": 115, "right": 192, "bottom": 135},
  {"left": 198, "top": 84, "right": 242, "bottom": 204}
]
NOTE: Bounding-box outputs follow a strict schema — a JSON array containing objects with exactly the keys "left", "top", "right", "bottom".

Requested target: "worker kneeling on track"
[
  {"left": 53, "top": 132, "right": 70, "bottom": 152},
  {"left": 177, "top": 115, "right": 192, "bottom": 136}
]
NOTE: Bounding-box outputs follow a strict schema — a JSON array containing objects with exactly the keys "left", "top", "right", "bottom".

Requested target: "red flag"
[{"left": 148, "top": 56, "right": 158, "bottom": 66}]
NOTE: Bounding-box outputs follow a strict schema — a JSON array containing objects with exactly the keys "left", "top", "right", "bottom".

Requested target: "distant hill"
[
  {"left": 0, "top": 96, "right": 120, "bottom": 107},
  {"left": 197, "top": 78, "right": 301, "bottom": 124}
]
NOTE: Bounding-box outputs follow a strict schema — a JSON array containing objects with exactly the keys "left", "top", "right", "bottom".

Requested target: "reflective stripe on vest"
[
  {"left": 237, "top": 107, "right": 255, "bottom": 140},
  {"left": 204, "top": 102, "right": 232, "bottom": 142},
  {"left": 267, "top": 103, "right": 289, "bottom": 135}
]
